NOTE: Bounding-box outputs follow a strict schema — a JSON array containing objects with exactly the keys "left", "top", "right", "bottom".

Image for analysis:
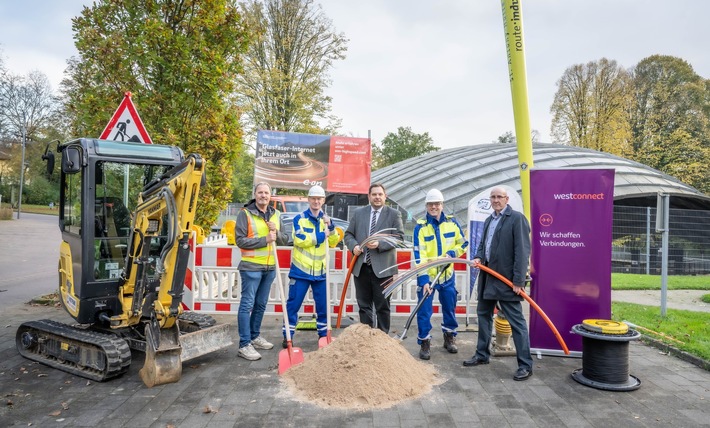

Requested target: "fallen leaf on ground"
[{"left": 48, "top": 410, "right": 61, "bottom": 417}]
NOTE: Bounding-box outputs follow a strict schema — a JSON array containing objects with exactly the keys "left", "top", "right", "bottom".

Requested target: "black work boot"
[
  {"left": 419, "top": 339, "right": 431, "bottom": 360},
  {"left": 443, "top": 332, "right": 458, "bottom": 353}
]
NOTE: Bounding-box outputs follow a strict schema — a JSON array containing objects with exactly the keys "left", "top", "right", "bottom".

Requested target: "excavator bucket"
[
  {"left": 179, "top": 323, "right": 232, "bottom": 362},
  {"left": 139, "top": 322, "right": 233, "bottom": 387},
  {"left": 139, "top": 324, "right": 182, "bottom": 388}
]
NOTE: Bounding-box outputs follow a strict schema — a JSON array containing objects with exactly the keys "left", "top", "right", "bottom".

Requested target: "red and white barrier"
[{"left": 183, "top": 233, "right": 473, "bottom": 318}]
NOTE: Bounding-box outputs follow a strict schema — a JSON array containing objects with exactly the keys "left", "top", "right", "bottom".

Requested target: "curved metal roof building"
[{"left": 372, "top": 143, "right": 710, "bottom": 222}]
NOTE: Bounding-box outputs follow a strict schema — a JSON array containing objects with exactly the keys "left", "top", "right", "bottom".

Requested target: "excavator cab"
[
  {"left": 17, "top": 138, "right": 231, "bottom": 387},
  {"left": 56, "top": 139, "right": 182, "bottom": 324}
]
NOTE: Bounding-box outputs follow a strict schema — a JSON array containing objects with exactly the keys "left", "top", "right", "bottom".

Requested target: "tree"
[
  {"left": 493, "top": 130, "right": 542, "bottom": 144},
  {"left": 0, "top": 55, "right": 6, "bottom": 139},
  {"left": 0, "top": 70, "right": 56, "bottom": 142},
  {"left": 372, "top": 127, "right": 439, "bottom": 170},
  {"left": 62, "top": 0, "right": 251, "bottom": 227},
  {"left": 628, "top": 55, "right": 710, "bottom": 193},
  {"left": 236, "top": 0, "right": 347, "bottom": 136},
  {"left": 0, "top": 69, "right": 59, "bottom": 208},
  {"left": 550, "top": 58, "right": 632, "bottom": 156},
  {"left": 231, "top": 148, "right": 255, "bottom": 204}
]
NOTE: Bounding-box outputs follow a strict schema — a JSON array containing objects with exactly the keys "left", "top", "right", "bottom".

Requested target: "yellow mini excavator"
[{"left": 16, "top": 138, "right": 232, "bottom": 387}]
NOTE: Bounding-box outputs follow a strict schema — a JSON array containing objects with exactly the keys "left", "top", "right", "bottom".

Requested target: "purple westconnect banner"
[{"left": 529, "top": 169, "right": 615, "bottom": 355}]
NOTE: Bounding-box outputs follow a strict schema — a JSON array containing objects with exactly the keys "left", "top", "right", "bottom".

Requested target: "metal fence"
[{"left": 612, "top": 205, "right": 710, "bottom": 275}]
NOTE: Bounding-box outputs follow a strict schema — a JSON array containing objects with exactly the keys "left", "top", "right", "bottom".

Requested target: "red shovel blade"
[
  {"left": 317, "top": 332, "right": 335, "bottom": 349},
  {"left": 278, "top": 342, "right": 304, "bottom": 375}
]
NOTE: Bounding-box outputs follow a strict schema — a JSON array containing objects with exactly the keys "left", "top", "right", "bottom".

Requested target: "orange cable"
[
  {"left": 478, "top": 264, "right": 570, "bottom": 355},
  {"left": 335, "top": 253, "right": 358, "bottom": 328}
]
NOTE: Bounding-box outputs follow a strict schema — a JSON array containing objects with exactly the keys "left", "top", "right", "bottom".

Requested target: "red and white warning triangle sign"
[{"left": 99, "top": 92, "right": 153, "bottom": 144}]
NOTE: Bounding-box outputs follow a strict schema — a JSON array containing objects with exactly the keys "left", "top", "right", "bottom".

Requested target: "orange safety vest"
[{"left": 239, "top": 208, "right": 281, "bottom": 266}]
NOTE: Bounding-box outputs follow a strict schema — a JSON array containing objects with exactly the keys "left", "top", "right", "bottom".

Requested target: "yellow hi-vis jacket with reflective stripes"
[
  {"left": 235, "top": 203, "right": 287, "bottom": 271},
  {"left": 289, "top": 209, "right": 340, "bottom": 280},
  {"left": 413, "top": 213, "right": 468, "bottom": 287}
]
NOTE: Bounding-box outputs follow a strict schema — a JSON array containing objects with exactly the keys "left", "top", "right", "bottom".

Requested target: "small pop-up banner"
[
  {"left": 529, "top": 169, "right": 615, "bottom": 355},
  {"left": 467, "top": 185, "right": 522, "bottom": 296}
]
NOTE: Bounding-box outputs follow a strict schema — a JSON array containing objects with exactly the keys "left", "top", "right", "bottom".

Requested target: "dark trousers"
[
  {"left": 475, "top": 298, "right": 533, "bottom": 371},
  {"left": 353, "top": 263, "right": 391, "bottom": 333}
]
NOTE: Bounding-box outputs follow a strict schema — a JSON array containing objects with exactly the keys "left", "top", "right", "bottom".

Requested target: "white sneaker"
[
  {"left": 251, "top": 336, "right": 274, "bottom": 350},
  {"left": 238, "top": 344, "right": 261, "bottom": 361}
]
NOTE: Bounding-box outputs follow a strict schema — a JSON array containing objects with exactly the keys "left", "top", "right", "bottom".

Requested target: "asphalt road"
[{"left": 0, "top": 212, "right": 61, "bottom": 306}]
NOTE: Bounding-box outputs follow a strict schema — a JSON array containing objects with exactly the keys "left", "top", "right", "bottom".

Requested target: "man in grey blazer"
[
  {"left": 344, "top": 183, "right": 404, "bottom": 333},
  {"left": 463, "top": 186, "right": 534, "bottom": 381}
]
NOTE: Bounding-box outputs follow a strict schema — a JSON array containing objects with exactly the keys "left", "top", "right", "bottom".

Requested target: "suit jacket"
[
  {"left": 475, "top": 205, "right": 530, "bottom": 301},
  {"left": 344, "top": 205, "right": 404, "bottom": 278}
]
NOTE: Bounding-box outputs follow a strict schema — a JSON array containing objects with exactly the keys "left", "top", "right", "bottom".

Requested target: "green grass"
[
  {"left": 0, "top": 204, "right": 59, "bottom": 219},
  {"left": 612, "top": 273, "right": 710, "bottom": 364},
  {"left": 612, "top": 273, "right": 710, "bottom": 290},
  {"left": 612, "top": 302, "right": 710, "bottom": 361}
]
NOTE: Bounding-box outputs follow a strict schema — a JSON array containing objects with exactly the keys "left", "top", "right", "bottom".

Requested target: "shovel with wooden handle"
[{"left": 274, "top": 244, "right": 304, "bottom": 374}]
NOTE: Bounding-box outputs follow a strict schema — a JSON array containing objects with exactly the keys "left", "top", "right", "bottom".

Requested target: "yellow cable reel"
[{"left": 581, "top": 319, "right": 629, "bottom": 335}]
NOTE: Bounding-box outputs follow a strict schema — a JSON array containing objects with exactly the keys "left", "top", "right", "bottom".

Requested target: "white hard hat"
[
  {"left": 425, "top": 188, "right": 444, "bottom": 203},
  {"left": 308, "top": 185, "right": 326, "bottom": 198}
]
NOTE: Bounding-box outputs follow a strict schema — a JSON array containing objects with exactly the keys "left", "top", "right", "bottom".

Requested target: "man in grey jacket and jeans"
[{"left": 235, "top": 182, "right": 288, "bottom": 360}]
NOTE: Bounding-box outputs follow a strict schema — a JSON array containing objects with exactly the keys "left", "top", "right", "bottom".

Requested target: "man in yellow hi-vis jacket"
[
  {"left": 283, "top": 185, "right": 340, "bottom": 347},
  {"left": 413, "top": 189, "right": 468, "bottom": 360}
]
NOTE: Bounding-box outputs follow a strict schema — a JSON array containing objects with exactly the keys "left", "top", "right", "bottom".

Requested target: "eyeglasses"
[
  {"left": 426, "top": 202, "right": 443, "bottom": 207},
  {"left": 490, "top": 195, "right": 508, "bottom": 200}
]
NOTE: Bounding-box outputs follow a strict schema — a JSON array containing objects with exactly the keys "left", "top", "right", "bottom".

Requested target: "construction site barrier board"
[{"left": 183, "top": 234, "right": 474, "bottom": 318}]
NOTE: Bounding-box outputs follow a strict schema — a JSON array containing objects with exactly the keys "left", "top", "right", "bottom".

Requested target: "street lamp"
[{"left": 16, "top": 125, "right": 26, "bottom": 219}]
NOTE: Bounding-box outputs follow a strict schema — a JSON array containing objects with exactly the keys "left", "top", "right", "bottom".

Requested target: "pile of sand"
[{"left": 281, "top": 323, "right": 441, "bottom": 410}]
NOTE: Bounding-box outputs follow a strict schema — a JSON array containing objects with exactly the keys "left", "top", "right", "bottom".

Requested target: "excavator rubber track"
[
  {"left": 16, "top": 319, "right": 132, "bottom": 382},
  {"left": 178, "top": 311, "right": 217, "bottom": 332}
]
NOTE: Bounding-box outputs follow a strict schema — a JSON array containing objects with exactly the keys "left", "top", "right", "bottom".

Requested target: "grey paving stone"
[{"left": 1, "top": 301, "right": 709, "bottom": 428}]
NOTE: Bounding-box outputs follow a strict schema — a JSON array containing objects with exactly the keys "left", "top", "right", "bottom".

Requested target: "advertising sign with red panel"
[
  {"left": 327, "top": 135, "right": 371, "bottom": 194},
  {"left": 255, "top": 130, "right": 371, "bottom": 194}
]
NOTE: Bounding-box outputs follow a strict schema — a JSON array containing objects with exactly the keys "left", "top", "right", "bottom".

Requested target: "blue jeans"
[{"left": 238, "top": 269, "right": 276, "bottom": 348}]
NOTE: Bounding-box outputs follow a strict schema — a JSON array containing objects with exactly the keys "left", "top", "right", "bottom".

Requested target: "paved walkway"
[
  {"left": 2, "top": 215, "right": 708, "bottom": 427},
  {"left": 1, "top": 301, "right": 709, "bottom": 428},
  {"left": 612, "top": 289, "right": 710, "bottom": 313}
]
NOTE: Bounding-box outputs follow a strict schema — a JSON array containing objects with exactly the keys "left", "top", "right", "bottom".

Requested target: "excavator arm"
[
  {"left": 108, "top": 153, "right": 229, "bottom": 387},
  {"left": 111, "top": 153, "right": 203, "bottom": 330}
]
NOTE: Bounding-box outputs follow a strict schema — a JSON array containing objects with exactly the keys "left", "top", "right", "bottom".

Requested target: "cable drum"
[{"left": 571, "top": 320, "right": 641, "bottom": 391}]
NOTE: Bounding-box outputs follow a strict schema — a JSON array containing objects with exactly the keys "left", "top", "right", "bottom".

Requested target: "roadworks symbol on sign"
[{"left": 99, "top": 92, "right": 153, "bottom": 144}]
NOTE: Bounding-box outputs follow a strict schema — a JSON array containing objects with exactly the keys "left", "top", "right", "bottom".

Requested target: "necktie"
[{"left": 365, "top": 210, "right": 378, "bottom": 264}]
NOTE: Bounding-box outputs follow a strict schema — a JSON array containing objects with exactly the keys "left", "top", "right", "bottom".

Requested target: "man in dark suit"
[
  {"left": 344, "top": 183, "right": 404, "bottom": 333},
  {"left": 463, "top": 186, "right": 534, "bottom": 381}
]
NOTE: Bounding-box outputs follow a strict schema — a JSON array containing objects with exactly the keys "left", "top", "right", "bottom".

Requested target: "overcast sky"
[{"left": 1, "top": 1, "right": 707, "bottom": 149}]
